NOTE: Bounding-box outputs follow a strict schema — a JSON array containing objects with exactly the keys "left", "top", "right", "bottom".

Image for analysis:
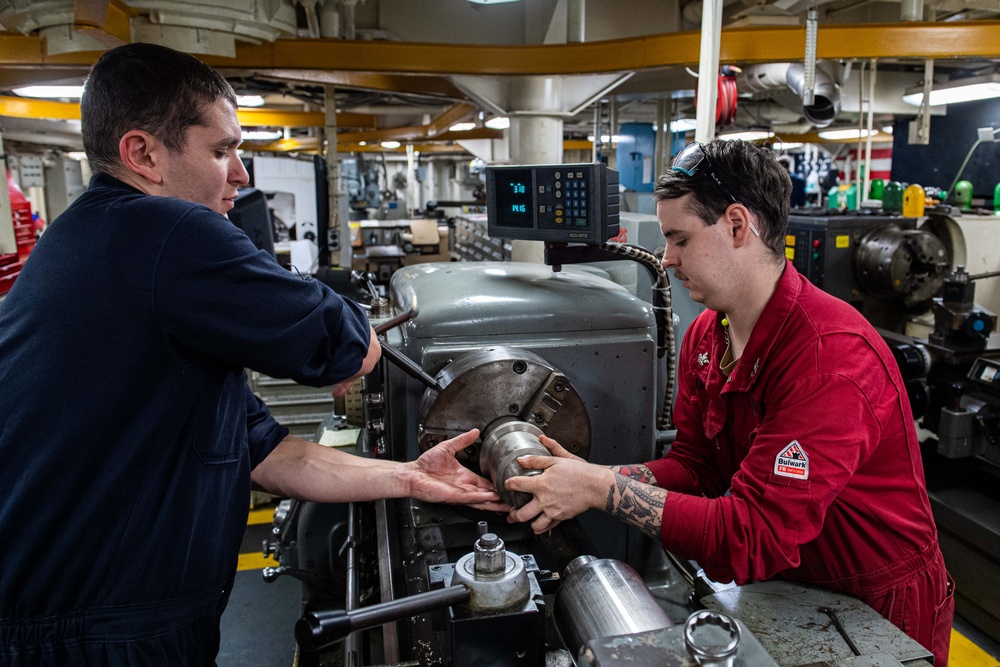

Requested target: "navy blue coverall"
[{"left": 0, "top": 174, "right": 370, "bottom": 664}]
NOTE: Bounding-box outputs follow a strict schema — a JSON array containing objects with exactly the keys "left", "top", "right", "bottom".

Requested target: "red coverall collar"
[{"left": 718, "top": 259, "right": 801, "bottom": 394}]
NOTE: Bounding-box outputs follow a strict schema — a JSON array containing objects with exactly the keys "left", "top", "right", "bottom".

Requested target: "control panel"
[{"left": 485, "top": 163, "right": 619, "bottom": 244}]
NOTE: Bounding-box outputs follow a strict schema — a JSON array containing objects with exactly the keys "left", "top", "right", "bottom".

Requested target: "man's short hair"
[
  {"left": 654, "top": 140, "right": 791, "bottom": 259},
  {"left": 81, "top": 42, "right": 238, "bottom": 176}
]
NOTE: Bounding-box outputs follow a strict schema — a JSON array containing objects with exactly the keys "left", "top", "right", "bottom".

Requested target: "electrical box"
[{"left": 485, "top": 163, "right": 619, "bottom": 244}]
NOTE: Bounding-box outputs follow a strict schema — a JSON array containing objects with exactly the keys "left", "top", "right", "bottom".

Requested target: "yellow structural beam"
[
  {"left": 426, "top": 102, "right": 476, "bottom": 137},
  {"left": 236, "top": 108, "right": 376, "bottom": 130},
  {"left": 0, "top": 96, "right": 377, "bottom": 129},
  {"left": 1, "top": 22, "right": 999, "bottom": 73},
  {"left": 337, "top": 126, "right": 501, "bottom": 144},
  {"left": 0, "top": 95, "right": 81, "bottom": 120}
]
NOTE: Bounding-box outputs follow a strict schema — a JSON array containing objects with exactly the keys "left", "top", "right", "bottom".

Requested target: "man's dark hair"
[
  {"left": 81, "top": 42, "right": 238, "bottom": 176},
  {"left": 654, "top": 140, "right": 791, "bottom": 259}
]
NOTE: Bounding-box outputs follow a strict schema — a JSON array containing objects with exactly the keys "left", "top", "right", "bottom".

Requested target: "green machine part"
[
  {"left": 883, "top": 181, "right": 905, "bottom": 213},
  {"left": 954, "top": 180, "right": 974, "bottom": 210}
]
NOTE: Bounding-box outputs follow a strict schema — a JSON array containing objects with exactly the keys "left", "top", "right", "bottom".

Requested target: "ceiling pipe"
[
  {"left": 901, "top": 0, "right": 925, "bottom": 21},
  {"left": 739, "top": 63, "right": 841, "bottom": 128},
  {"left": 567, "top": 0, "right": 585, "bottom": 43},
  {"left": 695, "top": 0, "right": 724, "bottom": 142}
]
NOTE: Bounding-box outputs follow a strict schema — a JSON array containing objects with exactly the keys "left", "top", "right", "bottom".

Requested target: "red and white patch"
[{"left": 774, "top": 440, "right": 809, "bottom": 480}]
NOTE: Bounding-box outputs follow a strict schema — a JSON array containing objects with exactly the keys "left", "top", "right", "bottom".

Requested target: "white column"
[{"left": 695, "top": 0, "right": 724, "bottom": 144}]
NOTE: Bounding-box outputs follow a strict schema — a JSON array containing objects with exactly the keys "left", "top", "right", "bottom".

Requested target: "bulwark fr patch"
[{"left": 774, "top": 440, "right": 809, "bottom": 480}]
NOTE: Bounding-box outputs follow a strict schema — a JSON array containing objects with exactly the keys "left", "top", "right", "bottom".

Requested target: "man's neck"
[{"left": 722, "top": 258, "right": 784, "bottom": 356}]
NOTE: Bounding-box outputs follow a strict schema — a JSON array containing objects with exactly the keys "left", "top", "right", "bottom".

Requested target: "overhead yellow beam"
[
  {"left": 2, "top": 22, "right": 999, "bottom": 72},
  {"left": 337, "top": 126, "right": 501, "bottom": 144},
  {"left": 0, "top": 95, "right": 81, "bottom": 120},
  {"left": 0, "top": 96, "right": 378, "bottom": 129},
  {"left": 237, "top": 108, "right": 377, "bottom": 129},
  {"left": 208, "top": 22, "right": 1000, "bottom": 74},
  {"left": 426, "top": 102, "right": 476, "bottom": 137}
]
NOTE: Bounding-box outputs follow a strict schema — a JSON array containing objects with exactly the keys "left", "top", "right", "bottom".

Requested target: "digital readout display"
[{"left": 493, "top": 168, "right": 534, "bottom": 228}]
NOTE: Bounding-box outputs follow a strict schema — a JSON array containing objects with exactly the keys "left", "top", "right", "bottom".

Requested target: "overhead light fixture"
[
  {"left": 449, "top": 122, "right": 477, "bottom": 132},
  {"left": 241, "top": 129, "right": 283, "bottom": 142},
  {"left": 669, "top": 118, "right": 698, "bottom": 133},
  {"left": 12, "top": 85, "right": 84, "bottom": 99},
  {"left": 485, "top": 116, "right": 510, "bottom": 129},
  {"left": 381, "top": 141, "right": 401, "bottom": 149},
  {"left": 586, "top": 135, "right": 621, "bottom": 144},
  {"left": 881, "top": 125, "right": 894, "bottom": 135},
  {"left": 237, "top": 95, "right": 265, "bottom": 108},
  {"left": 358, "top": 141, "right": 367, "bottom": 146},
  {"left": 467, "top": 0, "right": 521, "bottom": 4},
  {"left": 719, "top": 131, "right": 774, "bottom": 141},
  {"left": 817, "top": 128, "right": 879, "bottom": 141},
  {"left": 902, "top": 73, "right": 1000, "bottom": 107}
]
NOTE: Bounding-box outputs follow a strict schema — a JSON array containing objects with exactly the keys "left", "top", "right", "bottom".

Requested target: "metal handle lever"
[
  {"left": 296, "top": 584, "right": 470, "bottom": 652},
  {"left": 379, "top": 342, "right": 442, "bottom": 391}
]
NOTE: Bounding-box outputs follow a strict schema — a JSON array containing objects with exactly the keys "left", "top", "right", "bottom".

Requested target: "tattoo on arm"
[
  {"left": 611, "top": 464, "right": 657, "bottom": 485},
  {"left": 604, "top": 473, "right": 666, "bottom": 541}
]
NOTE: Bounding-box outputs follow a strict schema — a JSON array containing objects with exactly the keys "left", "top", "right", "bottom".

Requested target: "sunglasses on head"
[{"left": 670, "top": 142, "right": 760, "bottom": 237}]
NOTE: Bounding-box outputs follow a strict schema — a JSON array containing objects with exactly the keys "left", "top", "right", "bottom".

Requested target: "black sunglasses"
[{"left": 670, "top": 142, "right": 759, "bottom": 237}]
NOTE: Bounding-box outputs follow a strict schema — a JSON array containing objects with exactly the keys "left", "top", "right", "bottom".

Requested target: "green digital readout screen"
[{"left": 493, "top": 168, "right": 533, "bottom": 228}]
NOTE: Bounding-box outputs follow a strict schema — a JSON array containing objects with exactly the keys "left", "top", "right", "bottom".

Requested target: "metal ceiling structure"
[{"left": 0, "top": 0, "right": 998, "bottom": 154}]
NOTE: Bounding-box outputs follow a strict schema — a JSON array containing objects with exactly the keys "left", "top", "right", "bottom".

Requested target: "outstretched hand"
[
  {"left": 505, "top": 436, "right": 612, "bottom": 534},
  {"left": 406, "top": 429, "right": 511, "bottom": 512}
]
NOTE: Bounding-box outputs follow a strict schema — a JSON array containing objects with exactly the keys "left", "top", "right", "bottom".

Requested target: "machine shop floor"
[{"left": 218, "top": 503, "right": 1000, "bottom": 667}]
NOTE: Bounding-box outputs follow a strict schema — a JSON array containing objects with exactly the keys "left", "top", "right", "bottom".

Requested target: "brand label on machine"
[{"left": 774, "top": 440, "right": 809, "bottom": 479}]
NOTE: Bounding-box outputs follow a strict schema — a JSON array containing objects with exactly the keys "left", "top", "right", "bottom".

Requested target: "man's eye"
[
  {"left": 216, "top": 151, "right": 227, "bottom": 158},
  {"left": 676, "top": 240, "right": 687, "bottom": 248}
]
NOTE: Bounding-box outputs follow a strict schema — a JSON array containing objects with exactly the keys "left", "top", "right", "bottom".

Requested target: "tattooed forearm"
[
  {"left": 611, "top": 464, "right": 658, "bottom": 485},
  {"left": 604, "top": 473, "right": 666, "bottom": 541}
]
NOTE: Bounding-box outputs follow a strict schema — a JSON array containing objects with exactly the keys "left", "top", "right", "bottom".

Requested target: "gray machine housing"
[{"left": 384, "top": 261, "right": 660, "bottom": 565}]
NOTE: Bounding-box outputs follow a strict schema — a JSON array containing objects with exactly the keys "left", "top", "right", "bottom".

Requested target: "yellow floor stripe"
[
  {"left": 237, "top": 552, "right": 274, "bottom": 572},
  {"left": 247, "top": 507, "right": 273, "bottom": 526},
  {"left": 951, "top": 628, "right": 999, "bottom": 666}
]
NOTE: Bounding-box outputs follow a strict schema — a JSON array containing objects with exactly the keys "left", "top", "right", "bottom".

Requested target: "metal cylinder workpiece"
[
  {"left": 479, "top": 419, "right": 549, "bottom": 509},
  {"left": 555, "top": 555, "right": 673, "bottom": 659}
]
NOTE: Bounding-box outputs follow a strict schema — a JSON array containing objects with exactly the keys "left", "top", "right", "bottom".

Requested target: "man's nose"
[{"left": 231, "top": 157, "right": 250, "bottom": 186}]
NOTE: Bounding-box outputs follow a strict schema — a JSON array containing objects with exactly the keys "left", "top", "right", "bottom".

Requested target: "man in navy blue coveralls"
[{"left": 0, "top": 43, "right": 503, "bottom": 666}]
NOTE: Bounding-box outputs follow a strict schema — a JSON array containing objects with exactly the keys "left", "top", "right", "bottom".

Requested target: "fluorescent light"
[
  {"left": 468, "top": 0, "right": 521, "bottom": 3},
  {"left": 381, "top": 141, "right": 401, "bottom": 149},
  {"left": 358, "top": 141, "right": 367, "bottom": 146},
  {"left": 817, "top": 128, "right": 879, "bottom": 141},
  {"left": 881, "top": 125, "right": 894, "bottom": 135},
  {"left": 586, "top": 135, "right": 620, "bottom": 143},
  {"left": 670, "top": 118, "right": 698, "bottom": 132},
  {"left": 237, "top": 95, "right": 265, "bottom": 107},
  {"left": 719, "top": 131, "right": 774, "bottom": 141},
  {"left": 449, "top": 122, "right": 477, "bottom": 132},
  {"left": 241, "top": 129, "right": 282, "bottom": 142},
  {"left": 902, "top": 74, "right": 1000, "bottom": 106},
  {"left": 774, "top": 142, "right": 804, "bottom": 150},
  {"left": 485, "top": 116, "right": 510, "bottom": 129},
  {"left": 13, "top": 85, "right": 84, "bottom": 99}
]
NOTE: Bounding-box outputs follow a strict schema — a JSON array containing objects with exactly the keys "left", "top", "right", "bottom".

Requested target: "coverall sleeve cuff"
[{"left": 661, "top": 491, "right": 712, "bottom": 554}]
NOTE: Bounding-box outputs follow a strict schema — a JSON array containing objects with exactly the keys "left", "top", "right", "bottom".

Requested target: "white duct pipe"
[
  {"left": 342, "top": 0, "right": 357, "bottom": 40},
  {"left": 863, "top": 60, "right": 876, "bottom": 204},
  {"left": 901, "top": 0, "right": 924, "bottom": 21},
  {"left": 740, "top": 63, "right": 841, "bottom": 128},
  {"left": 855, "top": 61, "right": 864, "bottom": 210},
  {"left": 567, "top": 0, "right": 585, "bottom": 43},
  {"left": 803, "top": 7, "right": 818, "bottom": 106},
  {"left": 696, "top": 0, "right": 724, "bottom": 143}
]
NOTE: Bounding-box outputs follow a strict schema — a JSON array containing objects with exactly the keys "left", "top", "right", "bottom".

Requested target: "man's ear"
[
  {"left": 726, "top": 204, "right": 757, "bottom": 247},
  {"left": 119, "top": 130, "right": 164, "bottom": 186}
]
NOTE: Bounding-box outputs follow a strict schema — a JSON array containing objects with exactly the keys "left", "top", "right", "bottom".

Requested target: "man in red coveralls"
[{"left": 508, "top": 140, "right": 955, "bottom": 665}]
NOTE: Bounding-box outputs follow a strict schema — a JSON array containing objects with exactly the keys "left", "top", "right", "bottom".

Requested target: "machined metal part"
[
  {"left": 555, "top": 555, "right": 673, "bottom": 659},
  {"left": 473, "top": 533, "right": 506, "bottom": 575},
  {"left": 684, "top": 610, "right": 742, "bottom": 666},
  {"left": 451, "top": 547, "right": 531, "bottom": 613},
  {"left": 417, "top": 346, "right": 591, "bottom": 462},
  {"left": 854, "top": 225, "right": 948, "bottom": 306},
  {"left": 480, "top": 419, "right": 548, "bottom": 508}
]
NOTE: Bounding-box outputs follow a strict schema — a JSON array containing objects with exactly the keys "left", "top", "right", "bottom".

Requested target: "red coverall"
[{"left": 646, "top": 261, "right": 954, "bottom": 665}]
